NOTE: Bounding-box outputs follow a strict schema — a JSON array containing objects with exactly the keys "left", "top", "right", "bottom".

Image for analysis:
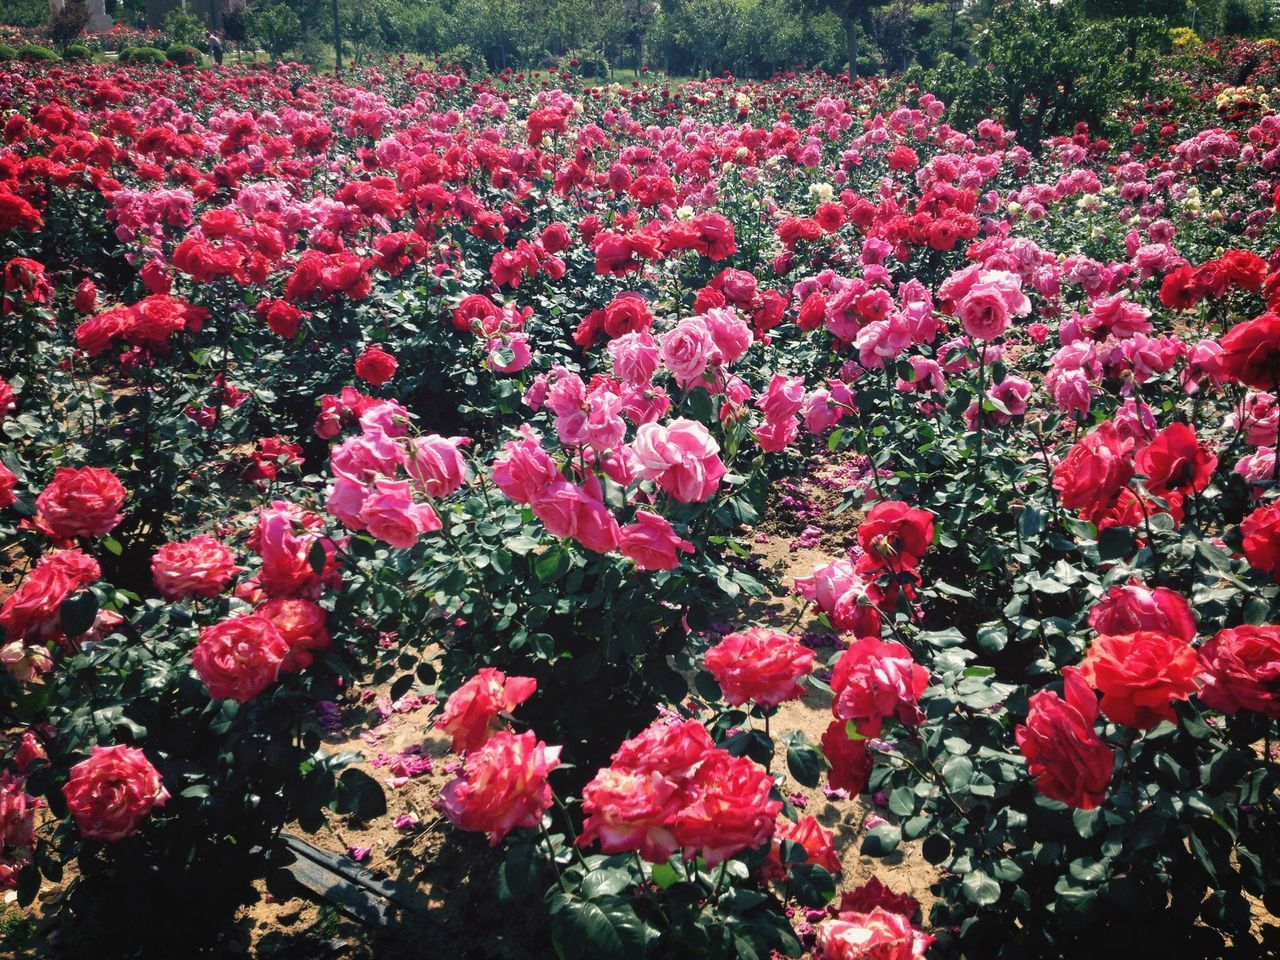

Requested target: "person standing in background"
[{"left": 207, "top": 31, "right": 224, "bottom": 66}]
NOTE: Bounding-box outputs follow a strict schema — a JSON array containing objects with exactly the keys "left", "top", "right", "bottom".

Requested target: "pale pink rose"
[
  {"left": 632, "top": 419, "right": 726, "bottom": 503},
  {"left": 660, "top": 318, "right": 714, "bottom": 387},
  {"left": 755, "top": 416, "right": 799, "bottom": 452},
  {"left": 608, "top": 331, "right": 661, "bottom": 385}
]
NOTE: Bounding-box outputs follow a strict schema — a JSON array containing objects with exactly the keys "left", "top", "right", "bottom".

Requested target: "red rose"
[
  {"left": 539, "top": 221, "right": 572, "bottom": 254},
  {"left": 1015, "top": 666, "right": 1115, "bottom": 809},
  {"left": 35, "top": 466, "right": 126, "bottom": 538},
  {"left": 438, "top": 730, "right": 561, "bottom": 845},
  {"left": 1159, "top": 265, "right": 1206, "bottom": 310},
  {"left": 452, "top": 293, "right": 501, "bottom": 333},
  {"left": 610, "top": 718, "right": 715, "bottom": 778},
  {"left": 856, "top": 501, "right": 935, "bottom": 572},
  {"left": 578, "top": 766, "right": 683, "bottom": 863},
  {"left": 191, "top": 614, "right": 290, "bottom": 703},
  {"left": 1087, "top": 581, "right": 1196, "bottom": 643},
  {"left": 256, "top": 597, "right": 331, "bottom": 672},
  {"left": 151, "top": 535, "right": 239, "bottom": 601},
  {"left": 1241, "top": 502, "right": 1280, "bottom": 579},
  {"left": 764, "top": 814, "right": 840, "bottom": 881},
  {"left": 437, "top": 667, "right": 538, "bottom": 753},
  {"left": 354, "top": 345, "right": 397, "bottom": 386},
  {"left": 1221, "top": 313, "right": 1280, "bottom": 390},
  {"left": 0, "top": 549, "right": 100, "bottom": 643},
  {"left": 835, "top": 877, "right": 920, "bottom": 921},
  {"left": 821, "top": 720, "right": 872, "bottom": 795},
  {"left": 74, "top": 278, "right": 97, "bottom": 314},
  {"left": 703, "top": 627, "right": 815, "bottom": 709},
  {"left": 1134, "top": 423, "right": 1217, "bottom": 498},
  {"left": 63, "top": 745, "right": 169, "bottom": 841},
  {"left": 1198, "top": 625, "right": 1280, "bottom": 717},
  {"left": 670, "top": 751, "right": 781, "bottom": 866},
  {"left": 831, "top": 636, "right": 929, "bottom": 737},
  {"left": 601, "top": 292, "right": 654, "bottom": 339},
  {"left": 256, "top": 298, "right": 306, "bottom": 339},
  {"left": 1053, "top": 421, "right": 1134, "bottom": 512},
  {"left": 1079, "top": 631, "right": 1199, "bottom": 729},
  {"left": 0, "top": 461, "right": 16, "bottom": 509}
]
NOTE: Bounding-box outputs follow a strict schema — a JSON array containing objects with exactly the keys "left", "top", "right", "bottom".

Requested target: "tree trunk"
[{"left": 842, "top": 3, "right": 858, "bottom": 80}]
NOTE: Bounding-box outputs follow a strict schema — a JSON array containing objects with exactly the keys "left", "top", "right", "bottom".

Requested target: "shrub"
[
  {"left": 16, "top": 44, "right": 59, "bottom": 62},
  {"left": 564, "top": 47, "right": 608, "bottom": 78},
  {"left": 162, "top": 9, "right": 204, "bottom": 48},
  {"left": 0, "top": 43, "right": 17, "bottom": 61},
  {"left": 165, "top": 44, "right": 203, "bottom": 66},
  {"left": 62, "top": 43, "right": 92, "bottom": 61},
  {"left": 439, "top": 42, "right": 484, "bottom": 74},
  {"left": 118, "top": 46, "right": 166, "bottom": 65}
]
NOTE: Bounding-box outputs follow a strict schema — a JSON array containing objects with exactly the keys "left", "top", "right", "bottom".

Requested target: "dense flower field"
[{"left": 0, "top": 49, "right": 1278, "bottom": 959}]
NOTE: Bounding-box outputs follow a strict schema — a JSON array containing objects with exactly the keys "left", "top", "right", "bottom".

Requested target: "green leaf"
[
  {"left": 861, "top": 824, "right": 901, "bottom": 857},
  {"left": 649, "top": 862, "right": 679, "bottom": 890},
  {"left": 308, "top": 540, "right": 328, "bottom": 575},
  {"left": 1097, "top": 526, "right": 1135, "bottom": 561},
  {"left": 60, "top": 590, "right": 99, "bottom": 638},
  {"left": 334, "top": 769, "right": 387, "bottom": 821},
  {"left": 961, "top": 870, "right": 1002, "bottom": 906},
  {"left": 788, "top": 863, "right": 836, "bottom": 907},
  {"left": 784, "top": 734, "right": 827, "bottom": 788},
  {"left": 535, "top": 547, "right": 571, "bottom": 582}
]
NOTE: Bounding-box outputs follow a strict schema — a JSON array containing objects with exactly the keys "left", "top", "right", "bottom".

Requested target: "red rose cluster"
[{"left": 577, "top": 718, "right": 782, "bottom": 866}]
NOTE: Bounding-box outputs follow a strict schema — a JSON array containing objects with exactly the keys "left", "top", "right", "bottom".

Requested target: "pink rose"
[
  {"left": 531, "top": 480, "right": 621, "bottom": 553},
  {"left": 359, "top": 479, "right": 442, "bottom": 549},
  {"left": 608, "top": 331, "right": 661, "bottom": 385},
  {"left": 701, "top": 306, "right": 753, "bottom": 365},
  {"left": 438, "top": 730, "right": 562, "bottom": 845},
  {"left": 438, "top": 668, "right": 538, "bottom": 753},
  {"left": 151, "top": 535, "right": 239, "bottom": 600},
  {"left": 956, "top": 269, "right": 1030, "bottom": 341},
  {"left": 492, "top": 430, "right": 560, "bottom": 504},
  {"left": 192, "top": 614, "right": 291, "bottom": 702},
  {"left": 618, "top": 510, "right": 694, "bottom": 571},
  {"left": 63, "top": 745, "right": 169, "bottom": 842},
  {"left": 660, "top": 318, "right": 714, "bottom": 387},
  {"left": 631, "top": 419, "right": 726, "bottom": 503},
  {"left": 407, "top": 434, "right": 468, "bottom": 498}
]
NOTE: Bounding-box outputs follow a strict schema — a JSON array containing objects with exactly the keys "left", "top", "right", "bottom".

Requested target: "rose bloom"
[
  {"left": 1079, "top": 631, "right": 1199, "bottom": 729},
  {"left": 354, "top": 344, "right": 397, "bottom": 386},
  {"left": 1053, "top": 421, "right": 1134, "bottom": 512},
  {"left": 631, "top": 419, "right": 727, "bottom": 503},
  {"left": 251, "top": 501, "right": 339, "bottom": 598},
  {"left": 610, "top": 718, "right": 715, "bottom": 779},
  {"left": 1135, "top": 423, "right": 1217, "bottom": 498},
  {"left": 831, "top": 637, "right": 930, "bottom": 737},
  {"left": 764, "top": 814, "right": 841, "bottom": 881},
  {"left": 618, "top": 510, "right": 693, "bottom": 571},
  {"left": 492, "top": 430, "right": 559, "bottom": 504},
  {"left": 857, "top": 501, "right": 935, "bottom": 572},
  {"left": 408, "top": 434, "right": 468, "bottom": 496},
  {"left": 437, "top": 667, "right": 538, "bottom": 753},
  {"left": 62, "top": 745, "right": 169, "bottom": 842},
  {"left": 192, "top": 614, "right": 291, "bottom": 703},
  {"left": 955, "top": 269, "right": 1030, "bottom": 341},
  {"left": 0, "top": 548, "right": 100, "bottom": 642},
  {"left": 1241, "top": 502, "right": 1280, "bottom": 579},
  {"left": 818, "top": 907, "right": 933, "bottom": 960},
  {"left": 359, "top": 478, "right": 442, "bottom": 549},
  {"left": 794, "top": 559, "right": 879, "bottom": 636},
  {"left": 577, "top": 766, "right": 683, "bottom": 863},
  {"left": 0, "top": 461, "right": 15, "bottom": 510},
  {"left": 1220, "top": 312, "right": 1280, "bottom": 390},
  {"left": 257, "top": 597, "right": 331, "bottom": 671},
  {"left": 531, "top": 479, "right": 621, "bottom": 553},
  {"left": 1197, "top": 625, "right": 1280, "bottom": 718},
  {"left": 35, "top": 466, "right": 126, "bottom": 538},
  {"left": 151, "top": 535, "right": 239, "bottom": 601},
  {"left": 1015, "top": 666, "right": 1115, "bottom": 809},
  {"left": 659, "top": 317, "right": 714, "bottom": 387},
  {"left": 0, "top": 771, "right": 37, "bottom": 855},
  {"left": 670, "top": 750, "right": 781, "bottom": 866},
  {"left": 438, "top": 730, "right": 561, "bottom": 845},
  {"left": 704, "top": 627, "right": 815, "bottom": 708},
  {"left": 1087, "top": 581, "right": 1196, "bottom": 643}
]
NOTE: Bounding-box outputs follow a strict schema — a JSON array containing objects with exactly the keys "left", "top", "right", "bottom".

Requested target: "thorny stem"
[
  {"left": 1132, "top": 486, "right": 1164, "bottom": 583},
  {"left": 539, "top": 822, "right": 569, "bottom": 893}
]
